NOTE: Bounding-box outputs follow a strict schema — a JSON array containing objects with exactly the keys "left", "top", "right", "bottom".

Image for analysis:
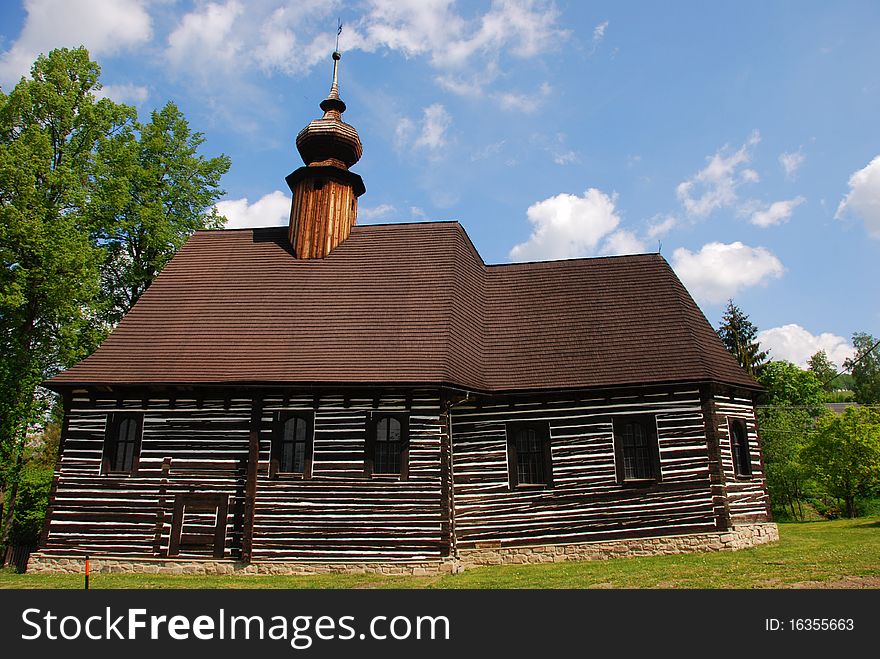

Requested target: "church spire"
[
  {"left": 319, "top": 51, "right": 346, "bottom": 116},
  {"left": 286, "top": 48, "right": 365, "bottom": 259},
  {"left": 295, "top": 50, "right": 362, "bottom": 170}
]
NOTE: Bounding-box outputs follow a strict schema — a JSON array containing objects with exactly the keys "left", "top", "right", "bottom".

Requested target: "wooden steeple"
[{"left": 286, "top": 50, "right": 365, "bottom": 259}]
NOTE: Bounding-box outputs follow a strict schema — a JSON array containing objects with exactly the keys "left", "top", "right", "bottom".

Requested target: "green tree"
[
  {"left": 91, "top": 102, "right": 230, "bottom": 322},
  {"left": 756, "top": 361, "right": 825, "bottom": 519},
  {"left": 758, "top": 360, "right": 825, "bottom": 414},
  {"left": 717, "top": 299, "right": 769, "bottom": 377},
  {"left": 844, "top": 332, "right": 880, "bottom": 405},
  {"left": 807, "top": 350, "right": 839, "bottom": 392},
  {"left": 803, "top": 406, "right": 880, "bottom": 518},
  {"left": 0, "top": 47, "right": 134, "bottom": 555},
  {"left": 0, "top": 47, "right": 230, "bottom": 560}
]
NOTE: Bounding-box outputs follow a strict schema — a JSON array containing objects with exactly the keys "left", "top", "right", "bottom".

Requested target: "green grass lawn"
[{"left": 2, "top": 517, "right": 878, "bottom": 589}]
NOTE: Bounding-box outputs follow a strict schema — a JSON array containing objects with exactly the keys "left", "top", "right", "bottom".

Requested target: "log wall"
[
  {"left": 39, "top": 384, "right": 769, "bottom": 563},
  {"left": 250, "top": 392, "right": 446, "bottom": 561},
  {"left": 41, "top": 394, "right": 252, "bottom": 558},
  {"left": 710, "top": 393, "right": 772, "bottom": 522},
  {"left": 450, "top": 386, "right": 769, "bottom": 549},
  {"left": 40, "top": 390, "right": 446, "bottom": 562}
]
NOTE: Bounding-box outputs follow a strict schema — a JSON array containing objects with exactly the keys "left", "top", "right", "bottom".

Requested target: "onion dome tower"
[{"left": 286, "top": 50, "right": 366, "bottom": 259}]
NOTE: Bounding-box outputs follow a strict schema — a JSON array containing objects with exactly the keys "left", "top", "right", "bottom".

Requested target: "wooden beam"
[
  {"left": 438, "top": 392, "right": 455, "bottom": 558},
  {"left": 241, "top": 394, "right": 263, "bottom": 563},
  {"left": 750, "top": 391, "right": 775, "bottom": 522},
  {"left": 153, "top": 457, "right": 172, "bottom": 556},
  {"left": 700, "top": 384, "right": 732, "bottom": 531}
]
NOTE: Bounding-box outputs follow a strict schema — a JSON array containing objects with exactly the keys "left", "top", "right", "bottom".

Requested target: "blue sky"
[{"left": 2, "top": 1, "right": 878, "bottom": 369}]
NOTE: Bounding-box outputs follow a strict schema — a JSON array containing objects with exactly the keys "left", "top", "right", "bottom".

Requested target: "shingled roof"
[{"left": 47, "top": 221, "right": 758, "bottom": 392}]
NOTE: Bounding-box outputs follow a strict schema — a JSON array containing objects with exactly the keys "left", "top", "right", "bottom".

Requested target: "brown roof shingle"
[{"left": 48, "top": 222, "right": 758, "bottom": 392}]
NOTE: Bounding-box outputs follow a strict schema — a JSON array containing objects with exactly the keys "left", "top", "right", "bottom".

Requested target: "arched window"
[
  {"left": 506, "top": 422, "right": 553, "bottom": 488},
  {"left": 366, "top": 413, "right": 409, "bottom": 478},
  {"left": 728, "top": 417, "right": 752, "bottom": 477},
  {"left": 103, "top": 413, "right": 142, "bottom": 474},
  {"left": 272, "top": 412, "right": 313, "bottom": 477},
  {"left": 613, "top": 416, "right": 661, "bottom": 484}
]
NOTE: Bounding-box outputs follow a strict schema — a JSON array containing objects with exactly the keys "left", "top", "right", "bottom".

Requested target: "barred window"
[
  {"left": 613, "top": 416, "right": 660, "bottom": 484},
  {"left": 366, "top": 413, "right": 409, "bottom": 478},
  {"left": 506, "top": 421, "right": 553, "bottom": 488},
  {"left": 272, "top": 412, "right": 313, "bottom": 478},
  {"left": 103, "top": 413, "right": 142, "bottom": 474},
  {"left": 729, "top": 417, "right": 752, "bottom": 477}
]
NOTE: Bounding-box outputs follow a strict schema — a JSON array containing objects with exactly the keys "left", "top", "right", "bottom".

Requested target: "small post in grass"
[{"left": 84, "top": 554, "right": 90, "bottom": 590}]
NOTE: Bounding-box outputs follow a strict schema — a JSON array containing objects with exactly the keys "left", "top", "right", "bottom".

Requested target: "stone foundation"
[
  {"left": 25, "top": 555, "right": 456, "bottom": 576},
  {"left": 27, "top": 523, "right": 778, "bottom": 576},
  {"left": 457, "top": 522, "right": 779, "bottom": 569}
]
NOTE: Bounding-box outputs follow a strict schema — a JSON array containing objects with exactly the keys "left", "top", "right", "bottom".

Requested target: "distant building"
[
  {"left": 825, "top": 402, "right": 860, "bottom": 414},
  {"left": 30, "top": 53, "right": 777, "bottom": 575}
]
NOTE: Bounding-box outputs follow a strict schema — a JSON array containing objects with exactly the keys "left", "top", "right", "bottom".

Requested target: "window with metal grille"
[
  {"left": 729, "top": 417, "right": 752, "bottom": 477},
  {"left": 366, "top": 413, "right": 409, "bottom": 478},
  {"left": 103, "top": 413, "right": 142, "bottom": 474},
  {"left": 272, "top": 412, "right": 313, "bottom": 478},
  {"left": 613, "top": 416, "right": 660, "bottom": 484},
  {"left": 506, "top": 421, "right": 553, "bottom": 488}
]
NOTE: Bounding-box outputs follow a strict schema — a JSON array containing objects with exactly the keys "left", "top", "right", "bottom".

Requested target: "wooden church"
[{"left": 30, "top": 52, "right": 777, "bottom": 575}]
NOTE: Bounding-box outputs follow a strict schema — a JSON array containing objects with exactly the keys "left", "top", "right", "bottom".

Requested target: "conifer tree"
[{"left": 716, "top": 299, "right": 769, "bottom": 377}]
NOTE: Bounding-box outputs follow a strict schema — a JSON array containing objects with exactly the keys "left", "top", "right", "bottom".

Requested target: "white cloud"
[
  {"left": 676, "top": 130, "right": 761, "bottom": 218},
  {"left": 553, "top": 150, "right": 579, "bottom": 166},
  {"left": 531, "top": 131, "right": 580, "bottom": 166},
  {"left": 646, "top": 214, "right": 678, "bottom": 239},
  {"left": 215, "top": 190, "right": 290, "bottom": 229},
  {"left": 590, "top": 20, "right": 609, "bottom": 55},
  {"left": 0, "top": 0, "right": 152, "bottom": 86},
  {"left": 496, "top": 82, "right": 551, "bottom": 114},
  {"left": 601, "top": 229, "right": 646, "bottom": 256},
  {"left": 397, "top": 104, "right": 452, "bottom": 155},
  {"left": 95, "top": 83, "right": 149, "bottom": 105},
  {"left": 415, "top": 103, "right": 451, "bottom": 150},
  {"left": 779, "top": 149, "right": 805, "bottom": 179},
  {"left": 359, "top": 203, "right": 396, "bottom": 222},
  {"left": 749, "top": 196, "right": 806, "bottom": 228},
  {"left": 471, "top": 140, "right": 506, "bottom": 162},
  {"left": 254, "top": 2, "right": 333, "bottom": 75},
  {"left": 160, "top": 0, "right": 565, "bottom": 99},
  {"left": 835, "top": 154, "right": 880, "bottom": 239},
  {"left": 509, "top": 188, "right": 620, "bottom": 261},
  {"left": 362, "top": 0, "right": 564, "bottom": 69},
  {"left": 165, "top": 0, "right": 244, "bottom": 75},
  {"left": 758, "top": 324, "right": 855, "bottom": 369},
  {"left": 671, "top": 241, "right": 785, "bottom": 304}
]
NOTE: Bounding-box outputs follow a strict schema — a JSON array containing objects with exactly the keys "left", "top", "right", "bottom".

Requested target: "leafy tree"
[
  {"left": 9, "top": 464, "right": 53, "bottom": 547},
  {"left": 0, "top": 47, "right": 134, "bottom": 555},
  {"left": 717, "top": 299, "right": 769, "bottom": 377},
  {"left": 844, "top": 332, "right": 880, "bottom": 405},
  {"left": 91, "top": 102, "right": 230, "bottom": 322},
  {"left": 0, "top": 47, "right": 229, "bottom": 560},
  {"left": 756, "top": 361, "right": 825, "bottom": 519},
  {"left": 803, "top": 406, "right": 880, "bottom": 518},
  {"left": 758, "top": 361, "right": 825, "bottom": 414},
  {"left": 807, "top": 350, "right": 839, "bottom": 392}
]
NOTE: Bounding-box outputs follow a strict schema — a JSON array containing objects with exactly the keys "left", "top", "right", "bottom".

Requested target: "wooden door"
[{"left": 168, "top": 493, "right": 229, "bottom": 559}]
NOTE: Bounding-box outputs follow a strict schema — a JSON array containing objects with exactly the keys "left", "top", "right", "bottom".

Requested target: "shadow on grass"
[{"left": 852, "top": 520, "right": 880, "bottom": 529}]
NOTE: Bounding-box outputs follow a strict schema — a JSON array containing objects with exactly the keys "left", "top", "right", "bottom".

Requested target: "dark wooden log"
[
  {"left": 241, "top": 395, "right": 263, "bottom": 563},
  {"left": 700, "top": 384, "right": 732, "bottom": 531}
]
